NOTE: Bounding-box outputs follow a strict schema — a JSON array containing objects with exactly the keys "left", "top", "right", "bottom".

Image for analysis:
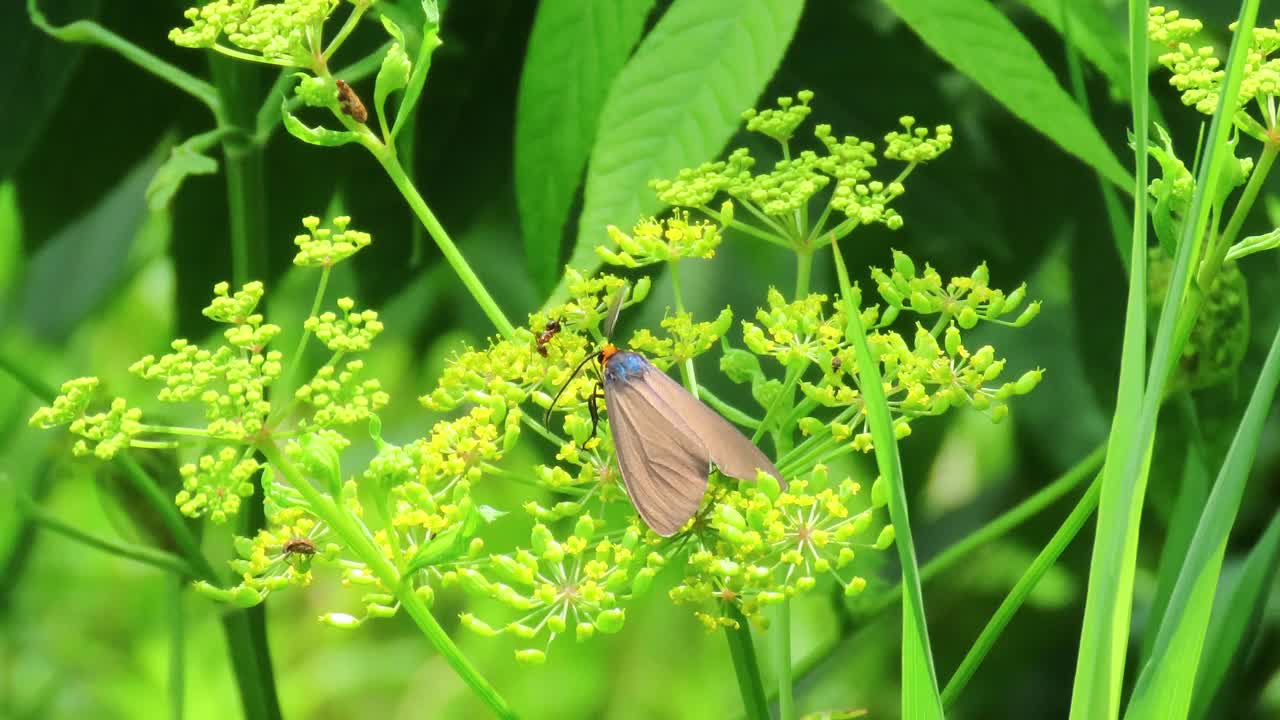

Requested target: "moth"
[{"left": 547, "top": 286, "right": 784, "bottom": 536}]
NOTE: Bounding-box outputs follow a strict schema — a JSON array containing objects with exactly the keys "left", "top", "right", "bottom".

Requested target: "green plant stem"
[
  {"left": 170, "top": 579, "right": 186, "bottom": 720},
  {"left": 19, "top": 497, "right": 194, "bottom": 576},
  {"left": 698, "top": 387, "right": 762, "bottom": 429},
  {"left": 775, "top": 598, "right": 796, "bottom": 720},
  {"left": 323, "top": 0, "right": 370, "bottom": 61},
  {"left": 210, "top": 55, "right": 281, "bottom": 720},
  {"left": 1200, "top": 140, "right": 1278, "bottom": 288},
  {"left": 944, "top": 471, "right": 1103, "bottom": 707},
  {"left": 858, "top": 444, "right": 1105, "bottom": 615},
  {"left": 670, "top": 261, "right": 698, "bottom": 389},
  {"left": 831, "top": 239, "right": 943, "bottom": 716},
  {"left": 258, "top": 441, "right": 518, "bottom": 719},
  {"left": 724, "top": 604, "right": 770, "bottom": 720},
  {"left": 795, "top": 249, "right": 813, "bottom": 298},
  {"left": 373, "top": 149, "right": 516, "bottom": 339},
  {"left": 27, "top": 0, "right": 221, "bottom": 115}
]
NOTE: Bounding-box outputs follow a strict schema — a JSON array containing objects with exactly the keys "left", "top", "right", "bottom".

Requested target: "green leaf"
[
  {"left": 1224, "top": 226, "right": 1280, "bottom": 262},
  {"left": 562, "top": 0, "right": 804, "bottom": 291},
  {"left": 404, "top": 524, "right": 465, "bottom": 574},
  {"left": 21, "top": 148, "right": 157, "bottom": 341},
  {"left": 1124, "top": 322, "right": 1280, "bottom": 720},
  {"left": 374, "top": 15, "right": 412, "bottom": 140},
  {"left": 831, "top": 245, "right": 943, "bottom": 719},
  {"left": 881, "top": 0, "right": 1132, "bottom": 190},
  {"left": 514, "top": 0, "right": 656, "bottom": 292},
  {"left": 1073, "top": 3, "right": 1259, "bottom": 717},
  {"left": 1023, "top": 0, "right": 1128, "bottom": 100},
  {"left": 281, "top": 104, "right": 359, "bottom": 147},
  {"left": 145, "top": 134, "right": 220, "bottom": 210},
  {"left": 388, "top": 11, "right": 442, "bottom": 141},
  {"left": 1191, "top": 512, "right": 1280, "bottom": 719}
]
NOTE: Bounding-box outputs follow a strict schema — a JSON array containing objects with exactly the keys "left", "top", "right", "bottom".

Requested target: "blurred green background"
[{"left": 3, "top": 0, "right": 1279, "bottom": 718}]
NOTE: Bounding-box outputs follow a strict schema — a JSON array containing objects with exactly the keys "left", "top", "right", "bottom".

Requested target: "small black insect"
[{"left": 535, "top": 319, "right": 563, "bottom": 357}]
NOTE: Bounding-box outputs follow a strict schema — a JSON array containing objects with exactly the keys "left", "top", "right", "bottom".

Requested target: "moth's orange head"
[{"left": 600, "top": 344, "right": 619, "bottom": 363}]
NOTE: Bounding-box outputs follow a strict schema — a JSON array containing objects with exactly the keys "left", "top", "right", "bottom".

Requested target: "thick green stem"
[
  {"left": 373, "top": 149, "right": 516, "bottom": 339},
  {"left": 210, "top": 55, "right": 281, "bottom": 720},
  {"left": 258, "top": 442, "right": 517, "bottom": 718},
  {"left": 775, "top": 598, "right": 796, "bottom": 720},
  {"left": 725, "top": 604, "right": 770, "bottom": 720},
  {"left": 794, "top": 250, "right": 813, "bottom": 298}
]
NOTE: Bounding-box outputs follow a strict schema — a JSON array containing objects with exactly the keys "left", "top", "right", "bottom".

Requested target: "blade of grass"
[
  {"left": 1070, "top": 2, "right": 1256, "bottom": 716},
  {"left": 1140, "top": 399, "right": 1211, "bottom": 664},
  {"left": 1191, "top": 511, "right": 1280, "bottom": 719},
  {"left": 170, "top": 578, "right": 186, "bottom": 720},
  {"left": 831, "top": 240, "right": 943, "bottom": 719},
  {"left": 943, "top": 470, "right": 1103, "bottom": 706},
  {"left": 1124, "top": 319, "right": 1280, "bottom": 719}
]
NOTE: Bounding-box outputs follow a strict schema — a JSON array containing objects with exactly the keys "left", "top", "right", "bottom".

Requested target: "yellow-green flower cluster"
[
  {"left": 294, "top": 360, "right": 389, "bottom": 429},
  {"left": 453, "top": 516, "right": 660, "bottom": 663},
  {"left": 305, "top": 297, "right": 384, "bottom": 353},
  {"left": 871, "top": 250, "right": 1040, "bottom": 329},
  {"left": 293, "top": 215, "right": 372, "bottom": 268},
  {"left": 742, "top": 288, "right": 847, "bottom": 366},
  {"left": 598, "top": 211, "right": 724, "bottom": 267},
  {"left": 422, "top": 271, "right": 651, "bottom": 415},
  {"left": 626, "top": 308, "right": 734, "bottom": 368},
  {"left": 130, "top": 335, "right": 282, "bottom": 441},
  {"left": 194, "top": 506, "right": 337, "bottom": 608},
  {"left": 175, "top": 447, "right": 261, "bottom": 523},
  {"left": 29, "top": 378, "right": 143, "bottom": 459},
  {"left": 652, "top": 93, "right": 951, "bottom": 236},
  {"left": 669, "top": 466, "right": 892, "bottom": 630},
  {"left": 170, "top": 0, "right": 338, "bottom": 67},
  {"left": 651, "top": 148, "right": 756, "bottom": 208},
  {"left": 1149, "top": 6, "right": 1280, "bottom": 135},
  {"left": 741, "top": 90, "right": 814, "bottom": 143}
]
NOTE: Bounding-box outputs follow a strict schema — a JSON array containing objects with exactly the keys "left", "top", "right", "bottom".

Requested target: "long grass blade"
[
  {"left": 1069, "top": 2, "right": 1258, "bottom": 717},
  {"left": 831, "top": 241, "right": 943, "bottom": 719},
  {"left": 1124, "top": 320, "right": 1280, "bottom": 719}
]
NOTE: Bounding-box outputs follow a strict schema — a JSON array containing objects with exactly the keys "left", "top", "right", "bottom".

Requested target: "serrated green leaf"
[
  {"left": 882, "top": 0, "right": 1132, "bottom": 190},
  {"left": 281, "top": 104, "right": 359, "bottom": 147},
  {"left": 515, "top": 0, "right": 656, "bottom": 292},
  {"left": 375, "top": 15, "right": 412, "bottom": 139},
  {"left": 562, "top": 0, "right": 804, "bottom": 293}
]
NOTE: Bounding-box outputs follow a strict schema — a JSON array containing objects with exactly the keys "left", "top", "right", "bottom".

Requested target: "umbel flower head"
[
  {"left": 170, "top": 0, "right": 341, "bottom": 67},
  {"left": 670, "top": 466, "right": 893, "bottom": 630},
  {"left": 1148, "top": 6, "right": 1280, "bottom": 140},
  {"left": 652, "top": 92, "right": 953, "bottom": 242}
]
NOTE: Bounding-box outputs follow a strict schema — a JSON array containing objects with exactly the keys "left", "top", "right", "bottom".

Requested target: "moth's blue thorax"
[{"left": 602, "top": 350, "right": 649, "bottom": 384}]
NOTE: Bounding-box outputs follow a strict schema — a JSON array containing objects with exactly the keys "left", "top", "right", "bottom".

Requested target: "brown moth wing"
[
  {"left": 605, "top": 376, "right": 712, "bottom": 536},
  {"left": 636, "top": 366, "right": 785, "bottom": 488}
]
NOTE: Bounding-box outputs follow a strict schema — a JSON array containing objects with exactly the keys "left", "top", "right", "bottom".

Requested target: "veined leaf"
[
  {"left": 882, "top": 0, "right": 1132, "bottom": 190},
  {"left": 515, "top": 0, "right": 656, "bottom": 293},
  {"left": 562, "top": 0, "right": 804, "bottom": 295}
]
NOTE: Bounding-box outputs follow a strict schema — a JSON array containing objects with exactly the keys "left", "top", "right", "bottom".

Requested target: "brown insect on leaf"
[{"left": 335, "top": 79, "right": 368, "bottom": 123}]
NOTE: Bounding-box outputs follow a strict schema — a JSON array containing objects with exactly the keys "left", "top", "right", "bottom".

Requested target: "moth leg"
[{"left": 588, "top": 386, "right": 604, "bottom": 438}]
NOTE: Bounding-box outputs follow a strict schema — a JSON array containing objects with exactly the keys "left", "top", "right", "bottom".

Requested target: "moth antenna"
[{"left": 543, "top": 351, "right": 599, "bottom": 427}]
